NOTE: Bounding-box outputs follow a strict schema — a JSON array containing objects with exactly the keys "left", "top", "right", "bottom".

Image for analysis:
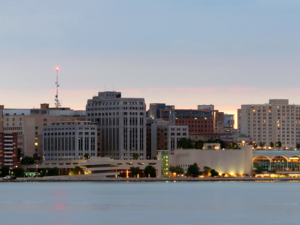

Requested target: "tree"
[
  {"left": 269, "top": 142, "right": 274, "bottom": 148},
  {"left": 69, "top": 166, "right": 84, "bottom": 175},
  {"left": 275, "top": 141, "right": 282, "bottom": 149},
  {"left": 20, "top": 156, "right": 35, "bottom": 165},
  {"left": 253, "top": 143, "right": 257, "bottom": 149},
  {"left": 253, "top": 163, "right": 263, "bottom": 174},
  {"left": 0, "top": 166, "right": 10, "bottom": 177},
  {"left": 227, "top": 142, "right": 240, "bottom": 149},
  {"left": 169, "top": 166, "right": 184, "bottom": 174},
  {"left": 177, "top": 138, "right": 194, "bottom": 149},
  {"left": 259, "top": 142, "right": 265, "bottom": 148},
  {"left": 144, "top": 165, "right": 156, "bottom": 177},
  {"left": 40, "top": 167, "right": 59, "bottom": 177},
  {"left": 17, "top": 148, "right": 22, "bottom": 161},
  {"left": 296, "top": 143, "right": 300, "bottom": 150},
  {"left": 83, "top": 153, "right": 90, "bottom": 160},
  {"left": 186, "top": 163, "right": 201, "bottom": 177},
  {"left": 203, "top": 166, "right": 211, "bottom": 176},
  {"left": 12, "top": 168, "right": 25, "bottom": 177},
  {"left": 210, "top": 169, "right": 219, "bottom": 177},
  {"left": 195, "top": 140, "right": 204, "bottom": 149},
  {"left": 130, "top": 167, "right": 141, "bottom": 177},
  {"left": 132, "top": 153, "right": 140, "bottom": 160}
]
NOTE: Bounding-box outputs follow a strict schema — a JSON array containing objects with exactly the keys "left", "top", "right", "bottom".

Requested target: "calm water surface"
[{"left": 0, "top": 181, "right": 299, "bottom": 225}]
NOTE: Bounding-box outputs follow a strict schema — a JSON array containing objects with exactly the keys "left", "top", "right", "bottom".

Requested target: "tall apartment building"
[
  {"left": 146, "top": 118, "right": 189, "bottom": 158},
  {"left": 0, "top": 104, "right": 85, "bottom": 159},
  {"left": 43, "top": 121, "right": 98, "bottom": 160},
  {"left": 238, "top": 99, "right": 300, "bottom": 148},
  {"left": 0, "top": 132, "right": 18, "bottom": 167},
  {"left": 161, "top": 109, "right": 224, "bottom": 134},
  {"left": 86, "top": 91, "right": 146, "bottom": 160}
]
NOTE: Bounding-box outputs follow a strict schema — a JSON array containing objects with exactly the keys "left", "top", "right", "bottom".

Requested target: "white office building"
[
  {"left": 43, "top": 121, "right": 98, "bottom": 160},
  {"left": 86, "top": 91, "right": 146, "bottom": 160},
  {"left": 238, "top": 99, "right": 300, "bottom": 149}
]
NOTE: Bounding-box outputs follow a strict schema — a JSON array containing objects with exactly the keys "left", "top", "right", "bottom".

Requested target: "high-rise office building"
[
  {"left": 86, "top": 91, "right": 146, "bottom": 160},
  {"left": 238, "top": 99, "right": 300, "bottom": 148}
]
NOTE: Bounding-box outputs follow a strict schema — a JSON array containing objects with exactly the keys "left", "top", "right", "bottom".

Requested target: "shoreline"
[{"left": 1, "top": 177, "right": 300, "bottom": 182}]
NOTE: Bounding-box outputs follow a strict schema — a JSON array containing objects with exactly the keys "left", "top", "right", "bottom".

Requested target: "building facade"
[
  {"left": 0, "top": 132, "right": 18, "bottom": 167},
  {"left": 224, "top": 114, "right": 235, "bottom": 133},
  {"left": 238, "top": 99, "right": 300, "bottom": 148},
  {"left": 86, "top": 91, "right": 146, "bottom": 160},
  {"left": 43, "top": 121, "right": 98, "bottom": 160}
]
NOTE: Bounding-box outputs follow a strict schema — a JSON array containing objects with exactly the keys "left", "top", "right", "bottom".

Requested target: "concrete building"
[
  {"left": 0, "top": 104, "right": 85, "bottom": 159},
  {"left": 0, "top": 132, "right": 18, "bottom": 167},
  {"left": 169, "top": 145, "right": 253, "bottom": 176},
  {"left": 146, "top": 118, "right": 189, "bottom": 158},
  {"left": 37, "top": 156, "right": 162, "bottom": 177},
  {"left": 238, "top": 99, "right": 300, "bottom": 149},
  {"left": 86, "top": 91, "right": 146, "bottom": 160},
  {"left": 43, "top": 121, "right": 98, "bottom": 160}
]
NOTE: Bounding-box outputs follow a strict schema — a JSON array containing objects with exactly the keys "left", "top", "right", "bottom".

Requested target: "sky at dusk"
[{"left": 1, "top": 0, "right": 300, "bottom": 125}]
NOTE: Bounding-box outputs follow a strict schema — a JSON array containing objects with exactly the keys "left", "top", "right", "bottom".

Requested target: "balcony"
[
  {"left": 4, "top": 136, "right": 13, "bottom": 138},
  {"left": 4, "top": 155, "right": 13, "bottom": 158},
  {"left": 4, "top": 140, "right": 13, "bottom": 142},
  {"left": 4, "top": 147, "right": 13, "bottom": 150},
  {"left": 4, "top": 159, "right": 13, "bottom": 162},
  {"left": 4, "top": 151, "right": 13, "bottom": 154},
  {"left": 4, "top": 143, "right": 13, "bottom": 146},
  {"left": 4, "top": 163, "right": 13, "bottom": 166}
]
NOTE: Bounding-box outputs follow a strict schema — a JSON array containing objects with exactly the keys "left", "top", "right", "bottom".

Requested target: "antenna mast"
[{"left": 55, "top": 67, "right": 61, "bottom": 108}]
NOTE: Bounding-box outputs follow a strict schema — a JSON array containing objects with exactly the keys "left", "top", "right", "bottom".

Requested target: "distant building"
[
  {"left": 43, "top": 121, "right": 98, "bottom": 160},
  {"left": 86, "top": 91, "right": 146, "bottom": 160},
  {"left": 224, "top": 114, "right": 235, "bottom": 133},
  {"left": 146, "top": 118, "right": 189, "bottom": 158},
  {"left": 197, "top": 105, "right": 214, "bottom": 111},
  {"left": 238, "top": 99, "right": 300, "bottom": 149},
  {"left": 149, "top": 103, "right": 175, "bottom": 119},
  {"left": 161, "top": 109, "right": 224, "bottom": 134}
]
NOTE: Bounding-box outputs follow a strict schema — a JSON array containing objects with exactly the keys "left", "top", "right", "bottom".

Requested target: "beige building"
[
  {"left": 238, "top": 99, "right": 300, "bottom": 149},
  {"left": 0, "top": 104, "right": 85, "bottom": 159}
]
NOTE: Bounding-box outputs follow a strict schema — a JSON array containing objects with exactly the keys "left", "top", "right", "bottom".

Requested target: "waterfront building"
[
  {"left": 86, "top": 91, "right": 146, "bottom": 160},
  {"left": 169, "top": 145, "right": 253, "bottom": 176},
  {"left": 238, "top": 99, "right": 300, "bottom": 149},
  {"left": 43, "top": 121, "right": 98, "bottom": 160},
  {"left": 0, "top": 104, "right": 85, "bottom": 159},
  {"left": 0, "top": 132, "right": 18, "bottom": 167}
]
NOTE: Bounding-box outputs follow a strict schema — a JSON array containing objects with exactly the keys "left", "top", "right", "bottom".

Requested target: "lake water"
[{"left": 0, "top": 181, "right": 300, "bottom": 225}]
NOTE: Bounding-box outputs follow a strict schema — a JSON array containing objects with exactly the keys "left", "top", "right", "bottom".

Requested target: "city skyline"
[{"left": 2, "top": 1, "right": 300, "bottom": 126}]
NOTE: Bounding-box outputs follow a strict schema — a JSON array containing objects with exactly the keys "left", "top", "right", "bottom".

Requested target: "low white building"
[{"left": 169, "top": 145, "right": 253, "bottom": 176}]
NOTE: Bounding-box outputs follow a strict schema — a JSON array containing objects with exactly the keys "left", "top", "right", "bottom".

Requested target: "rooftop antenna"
[{"left": 55, "top": 67, "right": 61, "bottom": 108}]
